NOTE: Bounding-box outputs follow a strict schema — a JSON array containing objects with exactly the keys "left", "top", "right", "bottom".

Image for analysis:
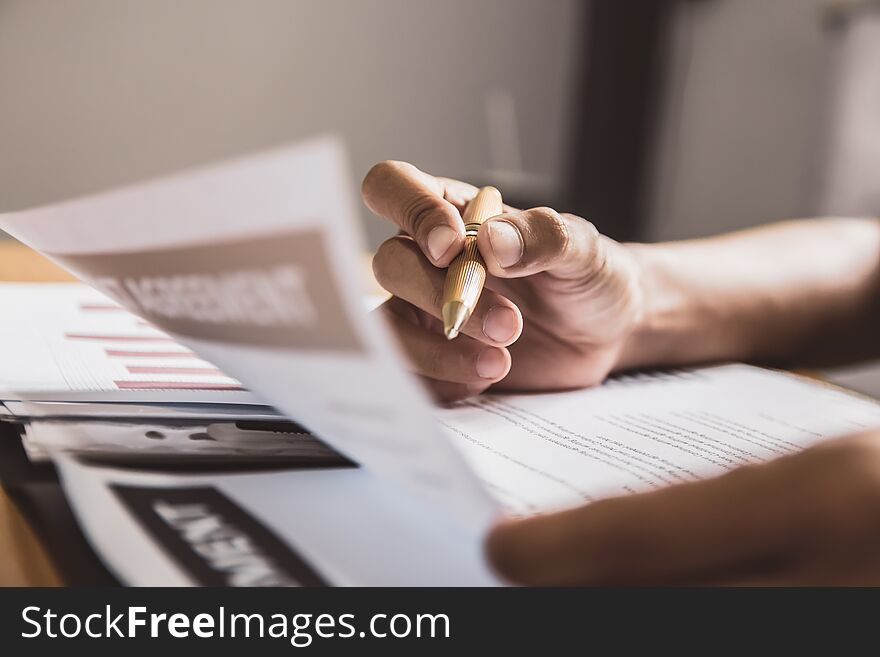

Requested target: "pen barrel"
[
  {"left": 462, "top": 186, "right": 503, "bottom": 229},
  {"left": 443, "top": 236, "right": 486, "bottom": 311},
  {"left": 442, "top": 187, "right": 502, "bottom": 314}
]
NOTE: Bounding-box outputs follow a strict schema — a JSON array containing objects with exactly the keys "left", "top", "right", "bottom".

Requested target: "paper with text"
[
  {"left": 439, "top": 365, "right": 880, "bottom": 515},
  {"left": 0, "top": 137, "right": 497, "bottom": 532},
  {"left": 55, "top": 457, "right": 501, "bottom": 586}
]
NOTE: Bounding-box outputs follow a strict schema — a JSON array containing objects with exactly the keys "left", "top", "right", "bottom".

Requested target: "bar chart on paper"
[{"left": 0, "top": 283, "right": 260, "bottom": 404}]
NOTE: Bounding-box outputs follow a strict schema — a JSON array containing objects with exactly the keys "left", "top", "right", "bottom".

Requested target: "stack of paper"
[
  {"left": 0, "top": 282, "right": 289, "bottom": 463},
  {"left": 52, "top": 365, "right": 880, "bottom": 585}
]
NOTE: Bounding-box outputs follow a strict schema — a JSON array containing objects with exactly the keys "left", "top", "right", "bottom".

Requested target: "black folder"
[{"left": 0, "top": 420, "right": 349, "bottom": 585}]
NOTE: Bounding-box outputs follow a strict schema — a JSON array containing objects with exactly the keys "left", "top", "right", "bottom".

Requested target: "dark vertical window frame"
[{"left": 563, "top": 0, "right": 683, "bottom": 241}]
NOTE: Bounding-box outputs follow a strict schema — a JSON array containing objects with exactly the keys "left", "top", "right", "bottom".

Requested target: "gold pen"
[{"left": 441, "top": 186, "right": 503, "bottom": 339}]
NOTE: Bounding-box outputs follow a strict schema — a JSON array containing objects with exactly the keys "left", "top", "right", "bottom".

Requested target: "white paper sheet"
[
  {"left": 55, "top": 456, "right": 501, "bottom": 587},
  {"left": 0, "top": 137, "right": 497, "bottom": 533},
  {"left": 439, "top": 365, "right": 880, "bottom": 516}
]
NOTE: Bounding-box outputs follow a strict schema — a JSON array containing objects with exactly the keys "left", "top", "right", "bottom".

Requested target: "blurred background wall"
[
  {"left": 647, "top": 0, "right": 828, "bottom": 241},
  {"left": 2, "top": 0, "right": 878, "bottom": 390},
  {"left": 3, "top": 0, "right": 874, "bottom": 243},
  {"left": 0, "top": 0, "right": 580, "bottom": 247}
]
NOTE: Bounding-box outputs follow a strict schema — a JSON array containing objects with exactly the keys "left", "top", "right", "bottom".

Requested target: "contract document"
[{"left": 440, "top": 366, "right": 880, "bottom": 516}]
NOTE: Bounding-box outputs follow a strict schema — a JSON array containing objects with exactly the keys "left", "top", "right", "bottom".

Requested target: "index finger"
[{"left": 362, "top": 160, "right": 476, "bottom": 267}]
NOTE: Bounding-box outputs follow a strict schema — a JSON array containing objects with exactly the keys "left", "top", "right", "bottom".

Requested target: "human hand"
[
  {"left": 486, "top": 430, "right": 880, "bottom": 585},
  {"left": 362, "top": 161, "right": 643, "bottom": 401}
]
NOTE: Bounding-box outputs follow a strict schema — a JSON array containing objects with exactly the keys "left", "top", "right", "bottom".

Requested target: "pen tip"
[{"left": 442, "top": 301, "right": 469, "bottom": 341}]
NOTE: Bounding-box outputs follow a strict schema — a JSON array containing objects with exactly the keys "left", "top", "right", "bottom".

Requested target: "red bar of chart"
[
  {"left": 114, "top": 381, "right": 245, "bottom": 391},
  {"left": 65, "top": 333, "right": 176, "bottom": 342},
  {"left": 78, "top": 303, "right": 127, "bottom": 312},
  {"left": 106, "top": 349, "right": 197, "bottom": 358},
  {"left": 126, "top": 366, "right": 223, "bottom": 375},
  {"left": 69, "top": 293, "right": 244, "bottom": 392}
]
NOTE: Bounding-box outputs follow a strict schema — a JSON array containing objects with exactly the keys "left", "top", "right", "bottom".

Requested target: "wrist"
[
  {"left": 614, "top": 242, "right": 676, "bottom": 371},
  {"left": 614, "top": 241, "right": 754, "bottom": 371}
]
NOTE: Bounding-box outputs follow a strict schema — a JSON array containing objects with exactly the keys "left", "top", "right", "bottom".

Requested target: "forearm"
[{"left": 618, "top": 218, "right": 880, "bottom": 370}]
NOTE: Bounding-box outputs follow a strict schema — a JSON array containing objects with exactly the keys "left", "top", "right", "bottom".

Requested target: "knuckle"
[
  {"left": 577, "top": 216, "right": 600, "bottom": 241},
  {"left": 428, "top": 279, "right": 444, "bottom": 314},
  {"left": 533, "top": 206, "right": 565, "bottom": 233},
  {"left": 569, "top": 217, "right": 617, "bottom": 290},
  {"left": 370, "top": 245, "right": 393, "bottom": 291},
  {"left": 525, "top": 207, "right": 570, "bottom": 265},
  {"left": 400, "top": 192, "right": 443, "bottom": 239},
  {"left": 425, "top": 342, "right": 448, "bottom": 379},
  {"left": 363, "top": 159, "right": 402, "bottom": 184},
  {"left": 377, "top": 297, "right": 411, "bottom": 325},
  {"left": 362, "top": 160, "right": 410, "bottom": 206},
  {"left": 371, "top": 236, "right": 413, "bottom": 291},
  {"left": 362, "top": 160, "right": 392, "bottom": 197},
  {"left": 578, "top": 218, "right": 602, "bottom": 255},
  {"left": 574, "top": 218, "right": 606, "bottom": 277}
]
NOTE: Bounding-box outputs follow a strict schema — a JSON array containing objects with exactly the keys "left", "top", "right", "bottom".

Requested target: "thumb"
[{"left": 476, "top": 207, "right": 607, "bottom": 280}]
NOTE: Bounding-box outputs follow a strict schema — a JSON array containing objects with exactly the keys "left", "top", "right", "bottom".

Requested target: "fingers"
[
  {"left": 362, "top": 160, "right": 469, "bottom": 267},
  {"left": 381, "top": 298, "right": 512, "bottom": 385},
  {"left": 476, "top": 207, "right": 607, "bottom": 280},
  {"left": 373, "top": 236, "right": 524, "bottom": 346},
  {"left": 436, "top": 177, "right": 481, "bottom": 213},
  {"left": 485, "top": 452, "right": 825, "bottom": 586},
  {"left": 417, "top": 375, "right": 492, "bottom": 405}
]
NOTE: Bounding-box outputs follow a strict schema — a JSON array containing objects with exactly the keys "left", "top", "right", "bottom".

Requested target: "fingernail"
[
  {"left": 426, "top": 226, "right": 457, "bottom": 262},
  {"left": 488, "top": 220, "right": 523, "bottom": 268},
  {"left": 483, "top": 306, "right": 518, "bottom": 343},
  {"left": 476, "top": 348, "right": 507, "bottom": 379}
]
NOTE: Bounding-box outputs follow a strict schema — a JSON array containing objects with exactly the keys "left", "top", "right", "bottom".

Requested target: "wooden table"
[{"left": 0, "top": 241, "right": 73, "bottom": 586}]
